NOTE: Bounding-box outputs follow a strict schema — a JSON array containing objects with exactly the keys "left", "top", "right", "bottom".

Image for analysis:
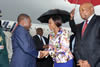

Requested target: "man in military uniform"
[{"left": 0, "top": 10, "right": 9, "bottom": 67}]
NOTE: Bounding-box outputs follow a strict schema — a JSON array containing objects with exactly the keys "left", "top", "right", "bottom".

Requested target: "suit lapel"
[
  {"left": 82, "top": 15, "right": 96, "bottom": 39},
  {"left": 36, "top": 35, "right": 42, "bottom": 42},
  {"left": 78, "top": 23, "right": 83, "bottom": 39}
]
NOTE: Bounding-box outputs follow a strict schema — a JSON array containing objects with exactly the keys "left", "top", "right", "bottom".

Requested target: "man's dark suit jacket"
[
  {"left": 69, "top": 15, "right": 100, "bottom": 67},
  {"left": 11, "top": 25, "right": 38, "bottom": 67},
  {"left": 32, "top": 35, "right": 48, "bottom": 51},
  {"left": 32, "top": 35, "right": 53, "bottom": 67}
]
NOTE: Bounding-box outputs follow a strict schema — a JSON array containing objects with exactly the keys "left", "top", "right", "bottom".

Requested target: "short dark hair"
[
  {"left": 36, "top": 28, "right": 43, "bottom": 32},
  {"left": 17, "top": 13, "right": 30, "bottom": 22},
  {"left": 36, "top": 28, "right": 43, "bottom": 35},
  {"left": 50, "top": 15, "right": 62, "bottom": 27}
]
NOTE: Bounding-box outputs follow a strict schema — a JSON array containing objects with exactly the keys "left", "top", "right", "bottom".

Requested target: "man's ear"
[{"left": 90, "top": 7, "right": 94, "bottom": 12}]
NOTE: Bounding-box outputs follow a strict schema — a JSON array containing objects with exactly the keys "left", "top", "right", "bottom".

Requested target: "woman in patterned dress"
[{"left": 44, "top": 15, "right": 73, "bottom": 67}]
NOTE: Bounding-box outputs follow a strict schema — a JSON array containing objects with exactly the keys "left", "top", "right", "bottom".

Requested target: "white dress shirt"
[
  {"left": 82, "top": 14, "right": 94, "bottom": 27},
  {"left": 37, "top": 35, "right": 46, "bottom": 45}
]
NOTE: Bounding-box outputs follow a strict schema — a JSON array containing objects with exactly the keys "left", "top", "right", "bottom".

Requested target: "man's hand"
[
  {"left": 70, "top": 8, "right": 75, "bottom": 20},
  {"left": 43, "top": 45, "right": 49, "bottom": 49},
  {"left": 77, "top": 59, "right": 84, "bottom": 67},
  {"left": 39, "top": 51, "right": 44, "bottom": 58},
  {"left": 77, "top": 60, "right": 91, "bottom": 67},
  {"left": 42, "top": 51, "right": 49, "bottom": 57},
  {"left": 82, "top": 60, "right": 91, "bottom": 67},
  {"left": 39, "top": 51, "right": 49, "bottom": 58}
]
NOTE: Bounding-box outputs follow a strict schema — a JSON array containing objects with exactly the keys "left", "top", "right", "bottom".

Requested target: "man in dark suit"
[
  {"left": 69, "top": 3, "right": 100, "bottom": 67},
  {"left": 10, "top": 14, "right": 44, "bottom": 67},
  {"left": 33, "top": 28, "right": 53, "bottom": 67}
]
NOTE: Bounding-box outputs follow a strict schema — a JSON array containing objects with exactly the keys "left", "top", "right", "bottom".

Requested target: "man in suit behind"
[
  {"left": 10, "top": 14, "right": 44, "bottom": 67},
  {"left": 33, "top": 28, "right": 53, "bottom": 67},
  {"left": 69, "top": 3, "right": 100, "bottom": 67}
]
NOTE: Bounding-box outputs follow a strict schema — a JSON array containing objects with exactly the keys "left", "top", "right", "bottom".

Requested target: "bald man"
[{"left": 69, "top": 3, "right": 100, "bottom": 67}]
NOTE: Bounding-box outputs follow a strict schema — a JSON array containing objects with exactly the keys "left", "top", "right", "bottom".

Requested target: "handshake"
[{"left": 39, "top": 51, "right": 49, "bottom": 58}]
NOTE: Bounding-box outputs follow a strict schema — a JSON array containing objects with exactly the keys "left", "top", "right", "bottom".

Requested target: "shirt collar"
[
  {"left": 37, "top": 34, "right": 42, "bottom": 39},
  {"left": 86, "top": 14, "right": 94, "bottom": 24}
]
